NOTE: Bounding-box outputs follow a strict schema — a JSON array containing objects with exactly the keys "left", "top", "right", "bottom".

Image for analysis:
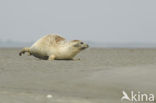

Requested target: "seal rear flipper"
[{"left": 19, "top": 47, "right": 31, "bottom": 56}]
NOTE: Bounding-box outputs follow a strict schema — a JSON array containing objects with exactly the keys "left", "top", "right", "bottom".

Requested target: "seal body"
[{"left": 19, "top": 34, "right": 89, "bottom": 60}]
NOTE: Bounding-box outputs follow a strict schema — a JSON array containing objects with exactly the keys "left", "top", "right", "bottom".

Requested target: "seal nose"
[{"left": 86, "top": 44, "right": 89, "bottom": 48}]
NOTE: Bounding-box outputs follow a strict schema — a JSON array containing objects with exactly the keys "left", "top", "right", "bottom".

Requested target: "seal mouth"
[
  {"left": 81, "top": 45, "right": 89, "bottom": 50},
  {"left": 81, "top": 47, "right": 86, "bottom": 50}
]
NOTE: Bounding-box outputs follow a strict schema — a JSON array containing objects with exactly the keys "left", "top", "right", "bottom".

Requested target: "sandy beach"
[{"left": 0, "top": 48, "right": 155, "bottom": 103}]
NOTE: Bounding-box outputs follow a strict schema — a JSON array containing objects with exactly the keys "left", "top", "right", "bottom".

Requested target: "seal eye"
[{"left": 80, "top": 42, "right": 84, "bottom": 44}]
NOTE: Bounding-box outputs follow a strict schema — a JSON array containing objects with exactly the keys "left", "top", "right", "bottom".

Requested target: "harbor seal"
[{"left": 19, "top": 34, "right": 89, "bottom": 60}]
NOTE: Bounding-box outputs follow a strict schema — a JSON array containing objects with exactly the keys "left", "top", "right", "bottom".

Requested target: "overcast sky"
[{"left": 0, "top": 0, "right": 156, "bottom": 43}]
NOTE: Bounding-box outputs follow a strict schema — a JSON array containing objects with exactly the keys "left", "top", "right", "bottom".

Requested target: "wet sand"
[{"left": 0, "top": 48, "right": 156, "bottom": 103}]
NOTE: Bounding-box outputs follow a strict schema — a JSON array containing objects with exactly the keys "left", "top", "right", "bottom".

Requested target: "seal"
[{"left": 19, "top": 34, "right": 89, "bottom": 60}]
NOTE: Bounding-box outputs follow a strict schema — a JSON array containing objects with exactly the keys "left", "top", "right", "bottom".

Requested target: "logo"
[{"left": 121, "top": 90, "right": 155, "bottom": 102}]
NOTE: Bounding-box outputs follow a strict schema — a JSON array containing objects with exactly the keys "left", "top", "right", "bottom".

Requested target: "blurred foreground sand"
[{"left": 0, "top": 48, "right": 156, "bottom": 103}]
